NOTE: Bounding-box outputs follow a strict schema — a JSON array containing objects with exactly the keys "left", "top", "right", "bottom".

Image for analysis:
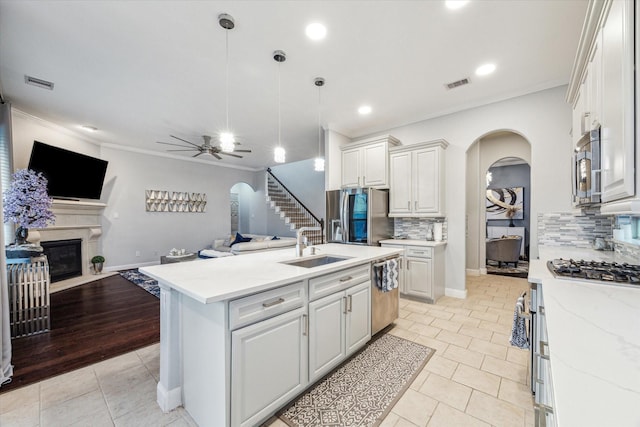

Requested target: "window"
[{"left": 0, "top": 103, "right": 14, "bottom": 245}]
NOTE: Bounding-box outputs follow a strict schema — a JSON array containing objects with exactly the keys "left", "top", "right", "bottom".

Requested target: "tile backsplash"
[
  {"left": 537, "top": 208, "right": 613, "bottom": 249},
  {"left": 393, "top": 217, "right": 447, "bottom": 241}
]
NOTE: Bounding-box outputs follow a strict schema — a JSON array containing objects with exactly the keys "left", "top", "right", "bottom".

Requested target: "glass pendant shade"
[
  {"left": 219, "top": 132, "right": 235, "bottom": 152},
  {"left": 274, "top": 146, "right": 286, "bottom": 163},
  {"left": 314, "top": 157, "right": 325, "bottom": 171}
]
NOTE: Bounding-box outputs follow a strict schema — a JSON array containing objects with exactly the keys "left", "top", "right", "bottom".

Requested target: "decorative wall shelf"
[{"left": 145, "top": 190, "right": 207, "bottom": 213}]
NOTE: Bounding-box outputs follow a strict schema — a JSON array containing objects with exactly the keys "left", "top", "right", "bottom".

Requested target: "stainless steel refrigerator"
[{"left": 325, "top": 188, "right": 393, "bottom": 246}]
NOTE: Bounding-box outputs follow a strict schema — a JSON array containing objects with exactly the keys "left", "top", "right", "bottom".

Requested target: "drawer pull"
[
  {"left": 412, "top": 251, "right": 425, "bottom": 255},
  {"left": 262, "top": 297, "right": 285, "bottom": 308},
  {"left": 343, "top": 296, "right": 348, "bottom": 314},
  {"left": 347, "top": 295, "right": 353, "bottom": 312},
  {"left": 339, "top": 276, "right": 353, "bottom": 283}
]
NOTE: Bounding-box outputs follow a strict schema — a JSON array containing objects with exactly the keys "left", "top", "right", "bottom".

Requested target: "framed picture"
[{"left": 486, "top": 187, "right": 524, "bottom": 220}]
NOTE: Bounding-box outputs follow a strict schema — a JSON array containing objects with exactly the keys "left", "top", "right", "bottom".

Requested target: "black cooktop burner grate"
[{"left": 547, "top": 258, "right": 640, "bottom": 286}]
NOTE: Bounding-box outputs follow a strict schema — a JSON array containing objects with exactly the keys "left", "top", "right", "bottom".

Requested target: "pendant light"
[
  {"left": 273, "top": 50, "right": 286, "bottom": 163},
  {"left": 219, "top": 13, "right": 235, "bottom": 153},
  {"left": 314, "top": 77, "right": 325, "bottom": 172}
]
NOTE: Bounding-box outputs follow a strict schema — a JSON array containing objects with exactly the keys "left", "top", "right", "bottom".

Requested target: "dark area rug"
[
  {"left": 119, "top": 269, "right": 160, "bottom": 298},
  {"left": 278, "top": 333, "right": 434, "bottom": 427},
  {"left": 486, "top": 260, "right": 529, "bottom": 278}
]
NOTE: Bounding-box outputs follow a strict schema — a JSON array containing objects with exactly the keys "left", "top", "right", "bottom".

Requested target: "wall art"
[
  {"left": 486, "top": 187, "right": 524, "bottom": 220},
  {"left": 145, "top": 190, "right": 207, "bottom": 213}
]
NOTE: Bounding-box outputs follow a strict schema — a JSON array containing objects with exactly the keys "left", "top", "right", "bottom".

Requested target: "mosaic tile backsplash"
[
  {"left": 393, "top": 217, "right": 447, "bottom": 241},
  {"left": 614, "top": 240, "right": 640, "bottom": 260},
  {"left": 537, "top": 209, "right": 614, "bottom": 249}
]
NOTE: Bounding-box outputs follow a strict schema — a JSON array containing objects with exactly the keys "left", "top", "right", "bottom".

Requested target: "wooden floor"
[{"left": 0, "top": 273, "right": 160, "bottom": 394}]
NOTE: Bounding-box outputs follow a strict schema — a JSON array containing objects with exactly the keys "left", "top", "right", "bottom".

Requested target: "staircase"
[{"left": 265, "top": 169, "right": 324, "bottom": 245}]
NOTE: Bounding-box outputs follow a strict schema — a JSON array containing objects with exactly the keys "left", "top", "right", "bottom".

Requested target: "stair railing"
[{"left": 266, "top": 168, "right": 324, "bottom": 244}]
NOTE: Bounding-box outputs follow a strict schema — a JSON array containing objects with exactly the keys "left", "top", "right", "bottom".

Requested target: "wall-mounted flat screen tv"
[{"left": 28, "top": 141, "right": 109, "bottom": 200}]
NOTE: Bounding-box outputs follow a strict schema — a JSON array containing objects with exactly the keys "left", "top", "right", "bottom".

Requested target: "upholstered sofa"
[
  {"left": 213, "top": 233, "right": 296, "bottom": 255},
  {"left": 486, "top": 235, "right": 523, "bottom": 268}
]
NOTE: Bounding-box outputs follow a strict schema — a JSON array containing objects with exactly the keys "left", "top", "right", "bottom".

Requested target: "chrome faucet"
[{"left": 296, "top": 226, "right": 321, "bottom": 257}]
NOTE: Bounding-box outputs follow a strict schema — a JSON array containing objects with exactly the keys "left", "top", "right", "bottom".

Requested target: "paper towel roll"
[{"left": 434, "top": 223, "right": 443, "bottom": 242}]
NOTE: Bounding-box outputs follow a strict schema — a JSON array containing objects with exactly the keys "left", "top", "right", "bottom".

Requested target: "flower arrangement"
[{"left": 3, "top": 168, "right": 55, "bottom": 245}]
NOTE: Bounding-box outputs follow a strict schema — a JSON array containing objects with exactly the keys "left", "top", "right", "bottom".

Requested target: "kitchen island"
[
  {"left": 140, "top": 243, "right": 403, "bottom": 427},
  {"left": 528, "top": 247, "right": 640, "bottom": 427}
]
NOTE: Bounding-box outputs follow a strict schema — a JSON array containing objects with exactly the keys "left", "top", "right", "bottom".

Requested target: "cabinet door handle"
[
  {"left": 339, "top": 276, "right": 353, "bottom": 283},
  {"left": 302, "top": 314, "right": 308, "bottom": 336},
  {"left": 347, "top": 295, "right": 353, "bottom": 312},
  {"left": 406, "top": 260, "right": 410, "bottom": 271},
  {"left": 343, "top": 296, "right": 348, "bottom": 314},
  {"left": 262, "top": 297, "right": 285, "bottom": 308}
]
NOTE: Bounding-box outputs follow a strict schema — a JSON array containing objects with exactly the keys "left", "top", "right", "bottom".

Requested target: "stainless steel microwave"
[{"left": 572, "top": 128, "right": 601, "bottom": 206}]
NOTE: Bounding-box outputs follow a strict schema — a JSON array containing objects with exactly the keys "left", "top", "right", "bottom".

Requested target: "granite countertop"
[
  {"left": 529, "top": 246, "right": 640, "bottom": 427},
  {"left": 379, "top": 239, "right": 447, "bottom": 247},
  {"left": 140, "top": 243, "right": 402, "bottom": 304}
]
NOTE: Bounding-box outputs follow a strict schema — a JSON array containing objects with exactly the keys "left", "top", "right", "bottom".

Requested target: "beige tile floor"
[{"left": 0, "top": 274, "right": 533, "bottom": 427}]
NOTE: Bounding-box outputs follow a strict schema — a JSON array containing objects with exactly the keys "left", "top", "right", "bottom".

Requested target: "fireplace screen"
[{"left": 41, "top": 239, "right": 82, "bottom": 282}]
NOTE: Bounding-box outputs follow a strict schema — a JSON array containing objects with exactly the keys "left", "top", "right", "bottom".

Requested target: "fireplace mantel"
[{"left": 27, "top": 199, "right": 107, "bottom": 291}]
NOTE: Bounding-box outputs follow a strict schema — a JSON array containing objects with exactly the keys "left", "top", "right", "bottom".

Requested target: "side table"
[{"left": 7, "top": 255, "right": 50, "bottom": 338}]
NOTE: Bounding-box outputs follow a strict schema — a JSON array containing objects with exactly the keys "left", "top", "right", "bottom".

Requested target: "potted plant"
[
  {"left": 91, "top": 255, "right": 105, "bottom": 274},
  {"left": 3, "top": 168, "right": 55, "bottom": 258}
]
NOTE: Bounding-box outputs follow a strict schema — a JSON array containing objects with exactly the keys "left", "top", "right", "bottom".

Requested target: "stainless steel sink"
[{"left": 281, "top": 255, "right": 352, "bottom": 268}]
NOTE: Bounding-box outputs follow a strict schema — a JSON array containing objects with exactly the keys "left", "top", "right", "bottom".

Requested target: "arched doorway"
[
  {"left": 230, "top": 182, "right": 256, "bottom": 235},
  {"left": 465, "top": 131, "right": 531, "bottom": 276}
]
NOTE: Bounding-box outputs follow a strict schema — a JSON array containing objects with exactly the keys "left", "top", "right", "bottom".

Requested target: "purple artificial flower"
[{"left": 3, "top": 168, "right": 55, "bottom": 229}]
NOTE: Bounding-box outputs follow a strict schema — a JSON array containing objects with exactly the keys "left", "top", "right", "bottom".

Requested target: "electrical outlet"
[{"left": 135, "top": 250, "right": 141, "bottom": 257}]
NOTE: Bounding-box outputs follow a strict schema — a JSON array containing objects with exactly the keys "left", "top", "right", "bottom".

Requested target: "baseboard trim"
[
  {"left": 466, "top": 268, "right": 481, "bottom": 276},
  {"left": 445, "top": 287, "right": 467, "bottom": 299},
  {"left": 157, "top": 382, "right": 182, "bottom": 413},
  {"left": 480, "top": 268, "right": 487, "bottom": 275},
  {"left": 107, "top": 261, "right": 159, "bottom": 272}
]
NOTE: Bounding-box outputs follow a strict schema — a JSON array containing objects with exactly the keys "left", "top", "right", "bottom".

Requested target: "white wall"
[
  {"left": 327, "top": 86, "right": 573, "bottom": 296},
  {"left": 325, "top": 129, "right": 350, "bottom": 191}
]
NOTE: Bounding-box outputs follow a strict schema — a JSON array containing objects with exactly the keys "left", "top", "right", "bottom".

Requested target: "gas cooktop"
[{"left": 547, "top": 258, "right": 640, "bottom": 287}]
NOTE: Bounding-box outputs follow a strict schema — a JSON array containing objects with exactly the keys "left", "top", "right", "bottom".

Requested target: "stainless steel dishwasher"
[{"left": 371, "top": 256, "right": 400, "bottom": 335}]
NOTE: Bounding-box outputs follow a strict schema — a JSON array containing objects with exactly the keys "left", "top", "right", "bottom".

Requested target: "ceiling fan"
[{"left": 156, "top": 135, "right": 252, "bottom": 160}]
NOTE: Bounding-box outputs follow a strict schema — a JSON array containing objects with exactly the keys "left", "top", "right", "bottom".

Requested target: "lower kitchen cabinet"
[
  {"left": 231, "top": 306, "right": 308, "bottom": 427},
  {"left": 381, "top": 241, "right": 446, "bottom": 303},
  {"left": 308, "top": 280, "right": 371, "bottom": 382}
]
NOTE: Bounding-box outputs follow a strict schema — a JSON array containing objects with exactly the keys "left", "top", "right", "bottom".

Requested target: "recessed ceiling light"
[
  {"left": 81, "top": 125, "right": 98, "bottom": 132},
  {"left": 475, "top": 63, "right": 496, "bottom": 76},
  {"left": 445, "top": 0, "right": 469, "bottom": 10},
  {"left": 358, "top": 105, "right": 372, "bottom": 115},
  {"left": 306, "top": 23, "right": 327, "bottom": 40}
]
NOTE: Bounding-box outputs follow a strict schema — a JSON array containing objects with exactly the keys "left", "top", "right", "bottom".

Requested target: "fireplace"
[{"left": 41, "top": 239, "right": 82, "bottom": 282}]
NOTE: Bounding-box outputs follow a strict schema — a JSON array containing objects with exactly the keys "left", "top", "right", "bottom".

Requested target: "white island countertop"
[
  {"left": 140, "top": 243, "right": 402, "bottom": 304},
  {"left": 529, "top": 247, "right": 640, "bottom": 427}
]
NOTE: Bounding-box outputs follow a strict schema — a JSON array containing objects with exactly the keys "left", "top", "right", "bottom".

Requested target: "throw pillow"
[
  {"left": 223, "top": 234, "right": 234, "bottom": 247},
  {"left": 231, "top": 232, "right": 252, "bottom": 245},
  {"left": 272, "top": 236, "right": 280, "bottom": 240}
]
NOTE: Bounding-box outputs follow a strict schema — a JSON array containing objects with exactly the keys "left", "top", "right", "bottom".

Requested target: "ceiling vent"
[
  {"left": 445, "top": 77, "right": 470, "bottom": 90},
  {"left": 24, "top": 75, "right": 54, "bottom": 90}
]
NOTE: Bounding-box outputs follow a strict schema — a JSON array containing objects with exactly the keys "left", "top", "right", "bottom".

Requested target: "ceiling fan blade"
[
  {"left": 166, "top": 149, "right": 198, "bottom": 152},
  {"left": 170, "top": 135, "right": 201, "bottom": 148},
  {"left": 192, "top": 152, "right": 203, "bottom": 157},
  {"left": 220, "top": 152, "right": 243, "bottom": 158},
  {"left": 213, "top": 153, "right": 222, "bottom": 160},
  {"left": 233, "top": 149, "right": 252, "bottom": 153},
  {"left": 157, "top": 141, "right": 194, "bottom": 148}
]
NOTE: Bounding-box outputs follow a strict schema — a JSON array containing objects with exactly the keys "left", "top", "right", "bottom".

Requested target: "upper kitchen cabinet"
[
  {"left": 389, "top": 140, "right": 448, "bottom": 217},
  {"left": 567, "top": 0, "right": 637, "bottom": 213},
  {"left": 340, "top": 135, "right": 400, "bottom": 188},
  {"left": 600, "top": 0, "right": 635, "bottom": 202}
]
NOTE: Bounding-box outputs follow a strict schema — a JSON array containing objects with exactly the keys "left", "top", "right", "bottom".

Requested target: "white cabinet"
[
  {"left": 340, "top": 135, "right": 400, "bottom": 188},
  {"left": 600, "top": 0, "right": 635, "bottom": 202},
  {"left": 380, "top": 242, "right": 446, "bottom": 303},
  {"left": 308, "top": 280, "right": 371, "bottom": 382},
  {"left": 231, "top": 307, "right": 308, "bottom": 427},
  {"left": 389, "top": 140, "right": 448, "bottom": 217}
]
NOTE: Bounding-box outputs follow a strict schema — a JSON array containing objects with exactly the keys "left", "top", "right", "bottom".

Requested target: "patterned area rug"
[
  {"left": 119, "top": 269, "right": 160, "bottom": 298},
  {"left": 486, "top": 260, "right": 529, "bottom": 278},
  {"left": 278, "top": 333, "right": 434, "bottom": 427}
]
